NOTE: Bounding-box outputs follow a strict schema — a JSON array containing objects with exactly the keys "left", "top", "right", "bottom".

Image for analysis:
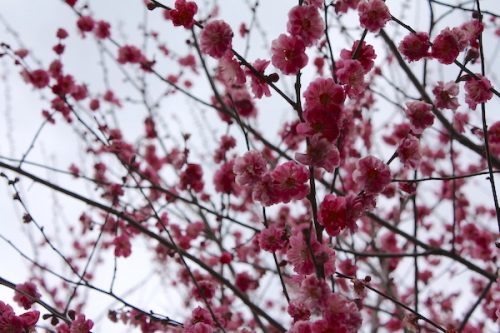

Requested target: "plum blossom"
[
  {"left": 233, "top": 151, "right": 267, "bottom": 186},
  {"left": 352, "top": 156, "right": 391, "bottom": 194},
  {"left": 295, "top": 134, "right": 341, "bottom": 172},
  {"left": 399, "top": 32, "right": 430, "bottom": 62},
  {"left": 200, "top": 20, "right": 233, "bottom": 59},
  {"left": 169, "top": 0, "right": 198, "bottom": 29},
  {"left": 431, "top": 28, "right": 463, "bottom": 64},
  {"left": 271, "top": 34, "right": 308, "bottom": 75},
  {"left": 405, "top": 101, "right": 434, "bottom": 134},
  {"left": 357, "top": 0, "right": 391, "bottom": 33},
  {"left": 340, "top": 40, "right": 376, "bottom": 73},
  {"left": 303, "top": 78, "right": 345, "bottom": 110},
  {"left": 246, "top": 59, "right": 271, "bottom": 99},
  {"left": 14, "top": 282, "right": 41, "bottom": 309},
  {"left": 432, "top": 81, "right": 459, "bottom": 110},
  {"left": 397, "top": 135, "right": 421, "bottom": 169},
  {"left": 464, "top": 74, "right": 493, "bottom": 110},
  {"left": 336, "top": 59, "right": 365, "bottom": 97},
  {"left": 297, "top": 105, "right": 343, "bottom": 141},
  {"left": 270, "top": 161, "right": 309, "bottom": 203},
  {"left": 287, "top": 5, "right": 324, "bottom": 46}
]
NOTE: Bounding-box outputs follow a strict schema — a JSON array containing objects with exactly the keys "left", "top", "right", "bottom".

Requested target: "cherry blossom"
[
  {"left": 405, "top": 101, "right": 435, "bottom": 134},
  {"left": 399, "top": 31, "right": 430, "bottom": 62},
  {"left": 432, "top": 81, "right": 459, "bottom": 110},
  {"left": 464, "top": 74, "right": 493, "bottom": 110},
  {"left": 287, "top": 5, "right": 324, "bottom": 46},
  {"left": 357, "top": 0, "right": 391, "bottom": 33},
  {"left": 352, "top": 156, "right": 391, "bottom": 194},
  {"left": 169, "top": 0, "right": 198, "bottom": 29}
]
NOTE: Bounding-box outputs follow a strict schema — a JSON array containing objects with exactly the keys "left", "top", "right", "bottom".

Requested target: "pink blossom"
[
  {"left": 297, "top": 105, "right": 343, "bottom": 142},
  {"left": 335, "top": 59, "right": 365, "bottom": 98},
  {"left": 352, "top": 156, "right": 391, "bottom": 194},
  {"left": 217, "top": 54, "right": 246, "bottom": 87},
  {"left": 235, "top": 272, "right": 258, "bottom": 292},
  {"left": 179, "top": 163, "right": 204, "bottom": 192},
  {"left": 399, "top": 32, "right": 430, "bottom": 62},
  {"left": 113, "top": 234, "right": 132, "bottom": 257},
  {"left": 335, "top": 0, "right": 361, "bottom": 13},
  {"left": 431, "top": 28, "right": 463, "bottom": 64},
  {"left": 271, "top": 34, "right": 308, "bottom": 75},
  {"left": 56, "top": 28, "right": 69, "bottom": 39},
  {"left": 246, "top": 59, "right": 271, "bottom": 99},
  {"left": 77, "top": 16, "right": 95, "bottom": 33},
  {"left": 405, "top": 101, "right": 434, "bottom": 134},
  {"left": 357, "top": 0, "right": 391, "bottom": 33},
  {"left": 270, "top": 161, "right": 309, "bottom": 203},
  {"left": 432, "top": 81, "right": 459, "bottom": 110},
  {"left": 488, "top": 121, "right": 500, "bottom": 156},
  {"left": 200, "top": 20, "right": 233, "bottom": 59},
  {"left": 464, "top": 74, "right": 493, "bottom": 110},
  {"left": 295, "top": 134, "right": 340, "bottom": 172},
  {"left": 287, "top": 231, "right": 335, "bottom": 276},
  {"left": 213, "top": 159, "right": 240, "bottom": 195},
  {"left": 297, "top": 275, "right": 331, "bottom": 311},
  {"left": 397, "top": 135, "right": 421, "bottom": 169},
  {"left": 169, "top": 0, "right": 198, "bottom": 29},
  {"left": 14, "top": 282, "right": 40, "bottom": 310},
  {"left": 94, "top": 20, "right": 111, "bottom": 39},
  {"left": 287, "top": 5, "right": 324, "bottom": 46},
  {"left": 258, "top": 225, "right": 286, "bottom": 252},
  {"left": 319, "top": 194, "right": 348, "bottom": 237},
  {"left": 303, "top": 78, "right": 345, "bottom": 110},
  {"left": 70, "top": 314, "right": 94, "bottom": 333},
  {"left": 251, "top": 173, "right": 279, "bottom": 206},
  {"left": 28, "top": 69, "right": 50, "bottom": 89},
  {"left": 340, "top": 40, "right": 376, "bottom": 73},
  {"left": 322, "top": 293, "right": 363, "bottom": 332},
  {"left": 233, "top": 151, "right": 267, "bottom": 187},
  {"left": 185, "top": 307, "right": 214, "bottom": 333},
  {"left": 117, "top": 45, "right": 145, "bottom": 64}
]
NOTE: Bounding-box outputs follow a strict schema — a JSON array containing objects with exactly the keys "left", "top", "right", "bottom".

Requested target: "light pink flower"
[
  {"left": 233, "top": 151, "right": 267, "bottom": 186},
  {"left": 397, "top": 135, "right": 421, "bottom": 169},
  {"left": 246, "top": 59, "right": 271, "bottom": 99},
  {"left": 14, "top": 282, "right": 40, "bottom": 310}
]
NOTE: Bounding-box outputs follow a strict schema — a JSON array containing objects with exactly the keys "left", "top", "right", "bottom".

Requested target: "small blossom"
[
  {"left": 169, "top": 0, "right": 198, "bottom": 29},
  {"left": 117, "top": 45, "right": 145, "bottom": 64},
  {"left": 258, "top": 225, "right": 286, "bottom": 252},
  {"left": 322, "top": 293, "right": 363, "bottom": 332},
  {"left": 431, "top": 28, "right": 463, "bottom": 64},
  {"left": 432, "top": 81, "right": 459, "bottom": 110},
  {"left": 233, "top": 151, "right": 267, "bottom": 186},
  {"left": 464, "top": 74, "right": 493, "bottom": 110},
  {"left": 14, "top": 282, "right": 40, "bottom": 309},
  {"left": 77, "top": 15, "right": 95, "bottom": 33},
  {"left": 335, "top": 59, "right": 365, "bottom": 98},
  {"left": 185, "top": 307, "right": 214, "bottom": 333},
  {"left": 287, "top": 5, "right": 324, "bottom": 46},
  {"left": 217, "top": 54, "right": 246, "bottom": 87},
  {"left": 352, "top": 156, "right": 391, "bottom": 194},
  {"left": 113, "top": 234, "right": 132, "bottom": 257},
  {"left": 297, "top": 105, "right": 343, "bottom": 141},
  {"left": 271, "top": 34, "right": 308, "bottom": 75},
  {"left": 70, "top": 314, "right": 94, "bottom": 333},
  {"left": 235, "top": 272, "right": 258, "bottom": 292},
  {"left": 270, "top": 161, "right": 309, "bottom": 203},
  {"left": 179, "top": 163, "right": 204, "bottom": 192},
  {"left": 397, "top": 135, "right": 421, "bottom": 169},
  {"left": 56, "top": 28, "right": 69, "bottom": 39},
  {"left": 295, "top": 134, "right": 340, "bottom": 172},
  {"left": 94, "top": 20, "right": 111, "bottom": 39},
  {"left": 200, "top": 20, "right": 233, "bottom": 59},
  {"left": 357, "top": 0, "right": 391, "bottom": 33},
  {"left": 303, "top": 78, "right": 345, "bottom": 110},
  {"left": 319, "top": 194, "right": 349, "bottom": 237},
  {"left": 213, "top": 159, "right": 240, "bottom": 195},
  {"left": 28, "top": 69, "right": 50, "bottom": 89},
  {"left": 335, "top": 0, "right": 361, "bottom": 14},
  {"left": 399, "top": 32, "right": 430, "bottom": 62},
  {"left": 405, "top": 101, "right": 434, "bottom": 134},
  {"left": 340, "top": 40, "right": 376, "bottom": 73},
  {"left": 246, "top": 59, "right": 271, "bottom": 99}
]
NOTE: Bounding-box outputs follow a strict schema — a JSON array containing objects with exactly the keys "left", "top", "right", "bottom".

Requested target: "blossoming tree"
[{"left": 0, "top": 0, "right": 499, "bottom": 332}]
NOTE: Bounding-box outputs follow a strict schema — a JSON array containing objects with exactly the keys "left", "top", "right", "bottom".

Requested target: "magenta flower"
[
  {"left": 200, "top": 20, "right": 233, "bottom": 59},
  {"left": 271, "top": 34, "right": 308, "bottom": 75},
  {"left": 287, "top": 5, "right": 324, "bottom": 46},
  {"left": 464, "top": 74, "right": 493, "bottom": 110},
  {"left": 357, "top": 0, "right": 391, "bottom": 33},
  {"left": 399, "top": 32, "right": 430, "bottom": 62},
  {"left": 352, "top": 156, "right": 391, "bottom": 194}
]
